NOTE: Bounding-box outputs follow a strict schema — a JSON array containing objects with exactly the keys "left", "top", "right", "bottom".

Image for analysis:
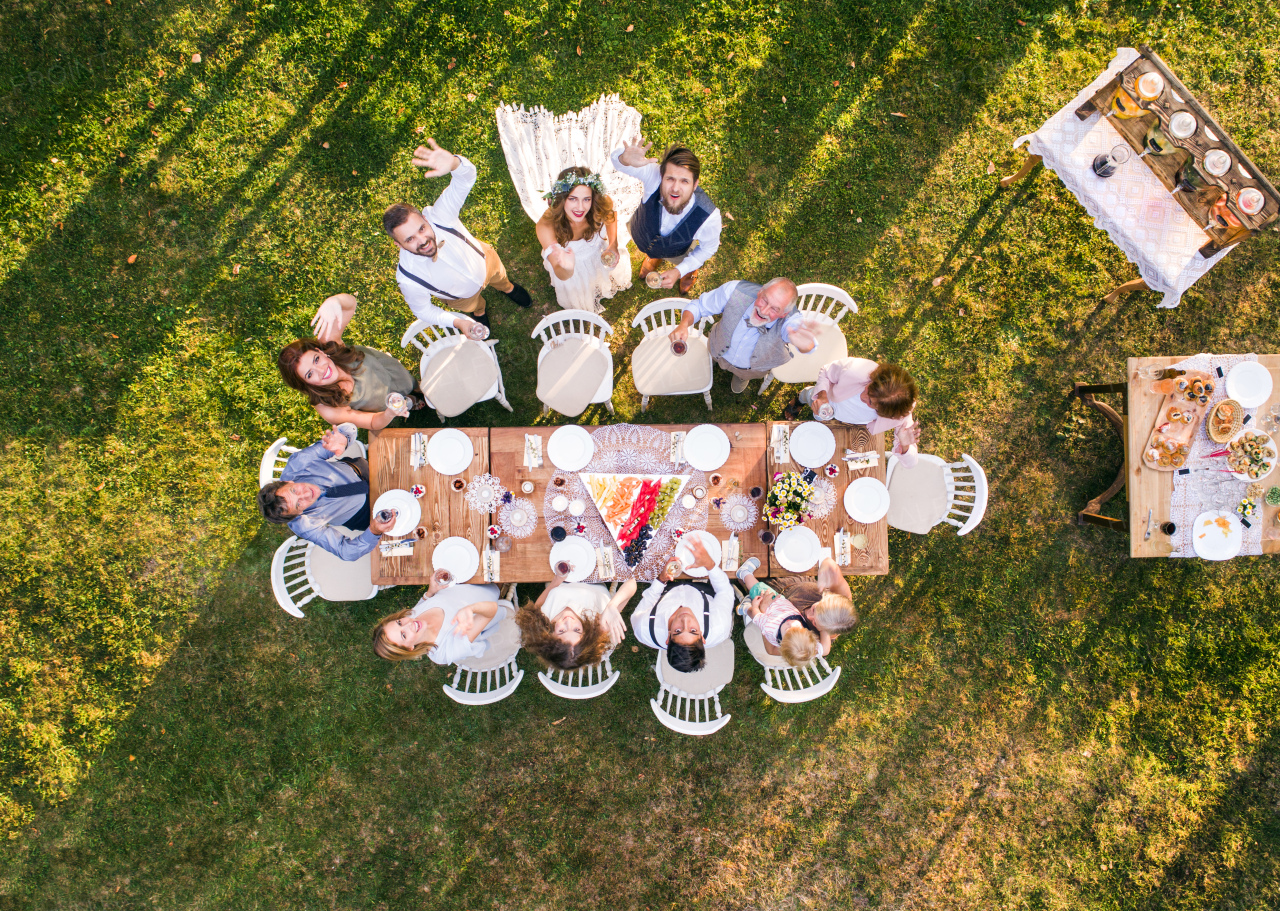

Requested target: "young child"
[{"left": 734, "top": 557, "right": 857, "bottom": 666}]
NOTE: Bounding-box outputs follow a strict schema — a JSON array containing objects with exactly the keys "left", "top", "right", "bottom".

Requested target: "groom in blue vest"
[{"left": 611, "top": 137, "right": 722, "bottom": 295}]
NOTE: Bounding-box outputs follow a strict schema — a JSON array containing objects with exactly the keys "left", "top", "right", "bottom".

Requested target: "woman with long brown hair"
[
  {"left": 534, "top": 166, "right": 632, "bottom": 313},
  {"left": 278, "top": 293, "right": 423, "bottom": 430},
  {"left": 515, "top": 575, "right": 636, "bottom": 671}
]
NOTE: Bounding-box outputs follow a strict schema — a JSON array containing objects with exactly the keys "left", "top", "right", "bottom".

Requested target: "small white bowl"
[
  {"left": 568, "top": 499, "right": 586, "bottom": 517},
  {"left": 552, "top": 495, "right": 569, "bottom": 512},
  {"left": 681, "top": 494, "right": 696, "bottom": 509}
]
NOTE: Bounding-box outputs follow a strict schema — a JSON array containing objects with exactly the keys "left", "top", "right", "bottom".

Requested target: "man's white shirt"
[
  {"left": 630, "top": 567, "right": 734, "bottom": 649},
  {"left": 396, "top": 156, "right": 487, "bottom": 328},
  {"left": 609, "top": 149, "right": 722, "bottom": 277}
]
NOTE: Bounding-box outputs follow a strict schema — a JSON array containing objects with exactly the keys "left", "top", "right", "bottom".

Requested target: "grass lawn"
[{"left": 2, "top": 0, "right": 1280, "bottom": 907}]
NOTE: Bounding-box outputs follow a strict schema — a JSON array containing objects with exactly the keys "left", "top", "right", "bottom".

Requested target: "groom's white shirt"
[
  {"left": 396, "top": 156, "right": 487, "bottom": 328},
  {"left": 610, "top": 149, "right": 722, "bottom": 277}
]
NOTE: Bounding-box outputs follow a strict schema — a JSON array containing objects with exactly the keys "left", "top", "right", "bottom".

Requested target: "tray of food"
[
  {"left": 1142, "top": 372, "right": 1216, "bottom": 471},
  {"left": 1221, "top": 429, "right": 1276, "bottom": 481}
]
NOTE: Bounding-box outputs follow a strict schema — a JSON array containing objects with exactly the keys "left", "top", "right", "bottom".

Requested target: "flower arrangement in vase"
[{"left": 765, "top": 471, "right": 815, "bottom": 529}]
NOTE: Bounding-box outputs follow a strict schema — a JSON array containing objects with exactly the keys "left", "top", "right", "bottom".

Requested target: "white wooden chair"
[
  {"left": 649, "top": 639, "right": 734, "bottom": 735},
  {"left": 530, "top": 309, "right": 615, "bottom": 418},
  {"left": 758, "top": 282, "right": 858, "bottom": 395},
  {"left": 401, "top": 320, "right": 511, "bottom": 423},
  {"left": 742, "top": 622, "right": 842, "bottom": 703},
  {"left": 443, "top": 590, "right": 524, "bottom": 706},
  {"left": 258, "top": 435, "right": 366, "bottom": 488},
  {"left": 537, "top": 650, "right": 621, "bottom": 699},
  {"left": 886, "top": 452, "right": 989, "bottom": 535},
  {"left": 629, "top": 298, "right": 714, "bottom": 412},
  {"left": 269, "top": 534, "right": 379, "bottom": 618}
]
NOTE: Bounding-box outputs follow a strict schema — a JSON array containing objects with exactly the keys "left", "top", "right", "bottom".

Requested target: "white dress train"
[{"left": 496, "top": 94, "right": 644, "bottom": 313}]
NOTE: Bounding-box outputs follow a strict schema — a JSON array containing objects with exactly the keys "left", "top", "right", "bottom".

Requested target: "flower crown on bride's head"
[{"left": 543, "top": 172, "right": 606, "bottom": 202}]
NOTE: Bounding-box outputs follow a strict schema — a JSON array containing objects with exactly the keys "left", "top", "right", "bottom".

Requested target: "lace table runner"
[
  {"left": 543, "top": 424, "right": 708, "bottom": 582},
  {"left": 1167, "top": 353, "right": 1262, "bottom": 558},
  {"left": 1013, "top": 48, "right": 1235, "bottom": 309}
]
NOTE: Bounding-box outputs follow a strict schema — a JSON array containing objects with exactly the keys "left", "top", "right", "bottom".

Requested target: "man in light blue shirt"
[
  {"left": 668, "top": 278, "right": 818, "bottom": 394},
  {"left": 257, "top": 429, "right": 394, "bottom": 561}
]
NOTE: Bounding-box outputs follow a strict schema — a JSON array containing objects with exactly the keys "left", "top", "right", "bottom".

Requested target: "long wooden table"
[
  {"left": 1127, "top": 355, "right": 1280, "bottom": 557},
  {"left": 369, "top": 427, "right": 490, "bottom": 584},
  {"left": 370, "top": 422, "right": 890, "bottom": 585},
  {"left": 766, "top": 421, "right": 889, "bottom": 577}
]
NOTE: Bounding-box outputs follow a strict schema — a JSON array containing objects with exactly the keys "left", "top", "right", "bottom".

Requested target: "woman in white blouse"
[
  {"left": 515, "top": 576, "right": 636, "bottom": 670},
  {"left": 372, "top": 573, "right": 505, "bottom": 664}
]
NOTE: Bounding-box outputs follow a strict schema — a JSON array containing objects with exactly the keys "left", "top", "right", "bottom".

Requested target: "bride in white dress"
[{"left": 495, "top": 94, "right": 644, "bottom": 312}]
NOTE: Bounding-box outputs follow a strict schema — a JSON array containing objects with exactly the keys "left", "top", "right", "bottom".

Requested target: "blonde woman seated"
[
  {"left": 536, "top": 167, "right": 629, "bottom": 313},
  {"left": 734, "top": 555, "right": 856, "bottom": 667},
  {"left": 516, "top": 575, "right": 637, "bottom": 670},
  {"left": 372, "top": 572, "right": 505, "bottom": 664},
  {"left": 279, "top": 292, "right": 430, "bottom": 431}
]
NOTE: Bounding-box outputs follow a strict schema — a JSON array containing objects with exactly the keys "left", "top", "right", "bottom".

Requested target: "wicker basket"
[{"left": 1208, "top": 398, "right": 1245, "bottom": 443}]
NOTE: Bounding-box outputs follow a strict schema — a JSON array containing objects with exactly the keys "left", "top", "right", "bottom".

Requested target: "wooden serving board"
[{"left": 1140, "top": 371, "right": 1215, "bottom": 471}]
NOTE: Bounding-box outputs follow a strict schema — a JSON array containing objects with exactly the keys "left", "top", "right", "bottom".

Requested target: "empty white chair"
[
  {"left": 885, "top": 452, "right": 989, "bottom": 535},
  {"left": 443, "top": 590, "right": 524, "bottom": 706},
  {"left": 537, "top": 650, "right": 621, "bottom": 699},
  {"left": 649, "top": 639, "right": 734, "bottom": 735},
  {"left": 258, "top": 435, "right": 366, "bottom": 488},
  {"left": 629, "top": 298, "right": 714, "bottom": 412},
  {"left": 269, "top": 534, "right": 379, "bottom": 618},
  {"left": 758, "top": 282, "right": 858, "bottom": 395},
  {"left": 530, "top": 309, "right": 615, "bottom": 418},
  {"left": 742, "top": 623, "right": 842, "bottom": 703},
  {"left": 401, "top": 319, "right": 512, "bottom": 423}
]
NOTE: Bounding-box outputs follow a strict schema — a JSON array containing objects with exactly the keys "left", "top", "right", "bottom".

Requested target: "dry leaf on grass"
[
  {"left": 986, "top": 161, "right": 996, "bottom": 174},
  {"left": 191, "top": 53, "right": 201, "bottom": 63},
  {"left": 337, "top": 81, "right": 348, "bottom": 88},
  {"left": 577, "top": 46, "right": 583, "bottom": 55},
  {"left": 322, "top": 141, "right": 329, "bottom": 149},
  {"left": 552, "top": 717, "right": 566, "bottom": 725},
  {"left": 725, "top": 212, "right": 734, "bottom": 221},
  {"left": 932, "top": 276, "right": 945, "bottom": 287},
  {"left": 857, "top": 217, "right": 862, "bottom": 223},
  {"left": 415, "top": 125, "right": 424, "bottom": 133},
  {"left": 466, "top": 93, "right": 476, "bottom": 101},
  {"left": 834, "top": 80, "right": 840, "bottom": 87},
  {"left": 447, "top": 59, "right": 456, "bottom": 69},
  {"left": 626, "top": 23, "right": 634, "bottom": 31},
  {"left": 891, "top": 112, "right": 907, "bottom": 117},
  {"left": 182, "top": 107, "right": 192, "bottom": 113},
  {"left": 127, "top": 254, "right": 137, "bottom": 264},
  {"left": 232, "top": 264, "right": 241, "bottom": 275}
]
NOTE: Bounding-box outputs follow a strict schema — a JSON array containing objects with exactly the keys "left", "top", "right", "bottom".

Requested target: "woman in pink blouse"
[{"left": 785, "top": 357, "right": 920, "bottom": 468}]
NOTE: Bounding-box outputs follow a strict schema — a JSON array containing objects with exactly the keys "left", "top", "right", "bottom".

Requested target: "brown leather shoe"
[
  {"left": 678, "top": 268, "right": 700, "bottom": 295},
  {"left": 638, "top": 256, "right": 660, "bottom": 279}
]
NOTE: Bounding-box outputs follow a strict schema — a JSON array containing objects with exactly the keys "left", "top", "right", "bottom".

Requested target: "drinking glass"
[
  {"left": 1092, "top": 144, "right": 1132, "bottom": 178},
  {"left": 494, "top": 535, "right": 513, "bottom": 553},
  {"left": 600, "top": 249, "right": 620, "bottom": 268},
  {"left": 757, "top": 529, "right": 776, "bottom": 545}
]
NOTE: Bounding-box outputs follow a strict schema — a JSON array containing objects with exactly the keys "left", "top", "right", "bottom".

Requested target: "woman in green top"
[{"left": 278, "top": 293, "right": 423, "bottom": 430}]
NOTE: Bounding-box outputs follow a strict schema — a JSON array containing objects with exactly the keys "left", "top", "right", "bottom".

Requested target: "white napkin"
[
  {"left": 379, "top": 538, "right": 415, "bottom": 557},
  {"left": 595, "top": 547, "right": 616, "bottom": 581},
  {"left": 721, "top": 535, "right": 740, "bottom": 572},
  {"left": 669, "top": 432, "right": 686, "bottom": 465},
  {"left": 834, "top": 530, "right": 851, "bottom": 566},
  {"left": 772, "top": 425, "right": 791, "bottom": 462},
  {"left": 483, "top": 547, "right": 500, "bottom": 582},
  {"left": 847, "top": 453, "right": 880, "bottom": 471},
  {"left": 524, "top": 434, "right": 544, "bottom": 469}
]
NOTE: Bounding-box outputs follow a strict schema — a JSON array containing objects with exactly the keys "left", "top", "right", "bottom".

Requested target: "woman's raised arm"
[{"left": 311, "top": 293, "right": 359, "bottom": 344}]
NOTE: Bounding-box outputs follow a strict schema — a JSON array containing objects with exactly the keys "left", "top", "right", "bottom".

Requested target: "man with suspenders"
[
  {"left": 383, "top": 139, "right": 533, "bottom": 331},
  {"left": 630, "top": 538, "right": 734, "bottom": 672}
]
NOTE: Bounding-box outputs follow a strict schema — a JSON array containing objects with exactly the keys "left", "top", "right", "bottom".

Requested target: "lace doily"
[
  {"left": 542, "top": 424, "right": 707, "bottom": 581},
  {"left": 1166, "top": 353, "right": 1264, "bottom": 558},
  {"left": 464, "top": 474, "right": 506, "bottom": 513},
  {"left": 719, "top": 493, "right": 759, "bottom": 533},
  {"left": 499, "top": 498, "right": 539, "bottom": 539},
  {"left": 1013, "top": 49, "right": 1234, "bottom": 309},
  {"left": 807, "top": 477, "right": 837, "bottom": 520}
]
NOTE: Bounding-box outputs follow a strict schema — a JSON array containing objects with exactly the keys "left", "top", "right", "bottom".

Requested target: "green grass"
[{"left": 2, "top": 0, "right": 1280, "bottom": 907}]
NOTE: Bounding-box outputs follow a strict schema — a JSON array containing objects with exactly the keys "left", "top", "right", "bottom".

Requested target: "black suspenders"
[{"left": 396, "top": 222, "right": 486, "bottom": 301}]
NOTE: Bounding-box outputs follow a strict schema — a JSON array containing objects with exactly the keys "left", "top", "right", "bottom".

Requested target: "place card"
[
  {"left": 771, "top": 425, "right": 791, "bottom": 462},
  {"left": 524, "top": 433, "right": 544, "bottom": 469},
  {"left": 379, "top": 538, "right": 415, "bottom": 557},
  {"left": 595, "top": 547, "right": 616, "bottom": 580}
]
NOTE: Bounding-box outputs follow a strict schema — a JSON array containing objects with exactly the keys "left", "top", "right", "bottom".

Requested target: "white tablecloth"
[{"left": 1013, "top": 48, "right": 1235, "bottom": 308}]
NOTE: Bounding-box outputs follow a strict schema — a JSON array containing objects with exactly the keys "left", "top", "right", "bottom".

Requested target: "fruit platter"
[
  {"left": 581, "top": 473, "right": 689, "bottom": 567},
  {"left": 1142, "top": 371, "right": 1217, "bottom": 471}
]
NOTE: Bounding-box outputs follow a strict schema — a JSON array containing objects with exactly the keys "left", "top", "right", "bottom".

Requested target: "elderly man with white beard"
[{"left": 666, "top": 277, "right": 818, "bottom": 394}]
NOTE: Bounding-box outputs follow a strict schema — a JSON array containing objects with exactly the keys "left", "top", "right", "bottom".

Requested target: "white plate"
[
  {"left": 844, "top": 476, "right": 891, "bottom": 523},
  {"left": 427, "top": 429, "right": 474, "bottom": 475},
  {"left": 674, "top": 530, "right": 722, "bottom": 578},
  {"left": 432, "top": 536, "right": 480, "bottom": 582},
  {"left": 546, "top": 425, "right": 595, "bottom": 471},
  {"left": 372, "top": 490, "right": 421, "bottom": 537},
  {"left": 549, "top": 537, "right": 596, "bottom": 582},
  {"left": 683, "top": 424, "right": 731, "bottom": 471},
  {"left": 1225, "top": 427, "right": 1276, "bottom": 482},
  {"left": 1226, "top": 361, "right": 1273, "bottom": 409},
  {"left": 788, "top": 422, "right": 836, "bottom": 468},
  {"left": 1191, "top": 510, "right": 1243, "bottom": 561},
  {"left": 773, "top": 526, "right": 822, "bottom": 572}
]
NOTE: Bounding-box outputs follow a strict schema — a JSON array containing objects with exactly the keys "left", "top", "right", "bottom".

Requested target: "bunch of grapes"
[{"left": 623, "top": 524, "right": 654, "bottom": 566}]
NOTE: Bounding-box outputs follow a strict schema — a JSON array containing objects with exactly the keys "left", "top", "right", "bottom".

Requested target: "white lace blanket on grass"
[
  {"left": 1013, "top": 48, "right": 1234, "bottom": 309},
  {"left": 1167, "top": 353, "right": 1261, "bottom": 558}
]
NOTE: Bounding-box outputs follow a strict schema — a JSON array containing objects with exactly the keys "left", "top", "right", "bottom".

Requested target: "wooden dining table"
[
  {"left": 369, "top": 421, "right": 890, "bottom": 586},
  {"left": 1127, "top": 355, "right": 1280, "bottom": 557},
  {"left": 765, "top": 421, "right": 889, "bottom": 577}
]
